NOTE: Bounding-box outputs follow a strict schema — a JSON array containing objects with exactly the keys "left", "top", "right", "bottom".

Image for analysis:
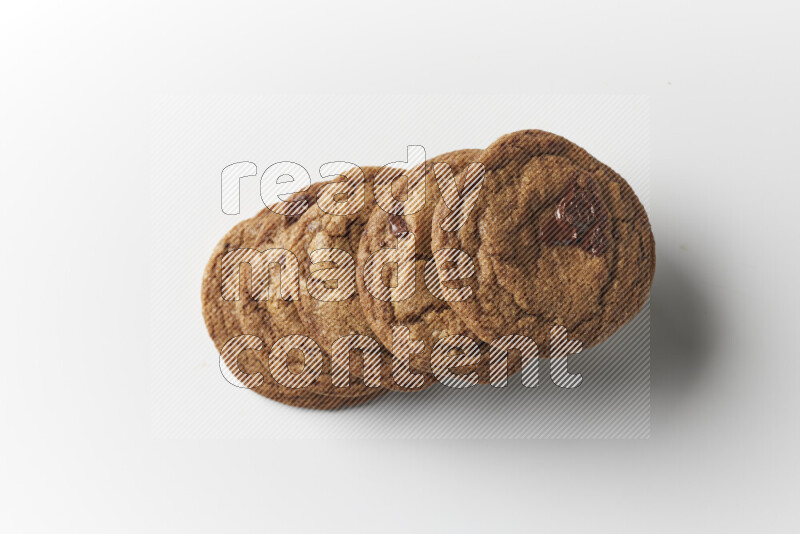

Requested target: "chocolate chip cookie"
[
  {"left": 286, "top": 166, "right": 438, "bottom": 391},
  {"left": 357, "top": 150, "right": 508, "bottom": 384},
  {"left": 430, "top": 130, "right": 655, "bottom": 355},
  {"left": 201, "top": 194, "right": 385, "bottom": 409}
]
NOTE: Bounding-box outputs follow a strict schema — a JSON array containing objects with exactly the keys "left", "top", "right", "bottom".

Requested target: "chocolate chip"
[
  {"left": 561, "top": 188, "right": 597, "bottom": 234},
  {"left": 541, "top": 175, "right": 608, "bottom": 256},
  {"left": 388, "top": 214, "right": 409, "bottom": 237}
]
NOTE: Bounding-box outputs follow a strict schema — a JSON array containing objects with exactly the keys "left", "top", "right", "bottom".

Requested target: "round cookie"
[
  {"left": 356, "top": 150, "right": 509, "bottom": 385},
  {"left": 287, "top": 166, "right": 435, "bottom": 391},
  {"left": 201, "top": 203, "right": 385, "bottom": 409},
  {"left": 430, "top": 130, "right": 655, "bottom": 355},
  {"left": 236, "top": 182, "right": 380, "bottom": 399}
]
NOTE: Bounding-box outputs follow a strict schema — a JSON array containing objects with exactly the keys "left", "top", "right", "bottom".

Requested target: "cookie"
[
  {"left": 287, "top": 166, "right": 435, "bottom": 391},
  {"left": 357, "top": 150, "right": 509, "bottom": 385},
  {"left": 430, "top": 130, "right": 655, "bottom": 355},
  {"left": 201, "top": 200, "right": 386, "bottom": 409},
  {"left": 236, "top": 182, "right": 382, "bottom": 398}
]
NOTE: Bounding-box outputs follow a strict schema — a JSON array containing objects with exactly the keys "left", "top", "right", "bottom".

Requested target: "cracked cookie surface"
[
  {"left": 430, "top": 130, "right": 655, "bottom": 354},
  {"left": 285, "top": 167, "right": 430, "bottom": 391},
  {"left": 201, "top": 191, "right": 386, "bottom": 409},
  {"left": 357, "top": 150, "right": 508, "bottom": 384}
]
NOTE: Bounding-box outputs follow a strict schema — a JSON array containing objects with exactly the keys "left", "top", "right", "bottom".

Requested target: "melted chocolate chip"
[
  {"left": 541, "top": 175, "right": 608, "bottom": 256},
  {"left": 388, "top": 214, "right": 409, "bottom": 237},
  {"left": 562, "top": 188, "right": 597, "bottom": 234}
]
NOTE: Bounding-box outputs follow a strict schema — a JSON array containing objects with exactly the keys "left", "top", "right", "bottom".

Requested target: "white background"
[{"left": 2, "top": 1, "right": 798, "bottom": 532}]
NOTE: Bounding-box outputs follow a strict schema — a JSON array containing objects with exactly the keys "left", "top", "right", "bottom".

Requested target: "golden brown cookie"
[
  {"left": 201, "top": 202, "right": 385, "bottom": 409},
  {"left": 286, "top": 166, "right": 436, "bottom": 391},
  {"left": 236, "top": 182, "right": 381, "bottom": 398},
  {"left": 356, "top": 150, "right": 509, "bottom": 385},
  {"left": 430, "top": 130, "right": 655, "bottom": 355}
]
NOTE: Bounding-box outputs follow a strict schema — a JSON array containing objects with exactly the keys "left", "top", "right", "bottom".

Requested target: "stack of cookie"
[{"left": 202, "top": 130, "right": 655, "bottom": 409}]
